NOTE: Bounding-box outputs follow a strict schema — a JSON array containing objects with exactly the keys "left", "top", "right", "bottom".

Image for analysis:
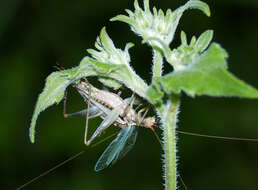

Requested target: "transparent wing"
[
  {"left": 113, "top": 127, "right": 138, "bottom": 162},
  {"left": 94, "top": 125, "right": 138, "bottom": 171}
]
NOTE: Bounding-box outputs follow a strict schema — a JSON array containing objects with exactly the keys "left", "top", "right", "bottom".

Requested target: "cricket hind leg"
[
  {"left": 62, "top": 88, "right": 103, "bottom": 146},
  {"left": 86, "top": 106, "right": 121, "bottom": 146}
]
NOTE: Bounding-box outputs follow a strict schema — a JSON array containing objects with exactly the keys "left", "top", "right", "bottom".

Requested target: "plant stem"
[
  {"left": 157, "top": 94, "right": 180, "bottom": 190},
  {"left": 152, "top": 50, "right": 163, "bottom": 80}
]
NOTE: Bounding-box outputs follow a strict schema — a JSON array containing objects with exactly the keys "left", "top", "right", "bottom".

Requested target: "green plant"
[{"left": 29, "top": 0, "right": 258, "bottom": 189}]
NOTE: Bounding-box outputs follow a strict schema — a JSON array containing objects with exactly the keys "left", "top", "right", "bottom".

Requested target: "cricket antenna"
[
  {"left": 177, "top": 130, "right": 258, "bottom": 142},
  {"left": 178, "top": 173, "right": 188, "bottom": 190},
  {"left": 53, "top": 63, "right": 66, "bottom": 71},
  {"left": 15, "top": 132, "right": 118, "bottom": 190},
  {"left": 151, "top": 129, "right": 163, "bottom": 147},
  {"left": 90, "top": 131, "right": 119, "bottom": 148},
  {"left": 151, "top": 129, "right": 189, "bottom": 190},
  {"left": 15, "top": 151, "right": 84, "bottom": 190}
]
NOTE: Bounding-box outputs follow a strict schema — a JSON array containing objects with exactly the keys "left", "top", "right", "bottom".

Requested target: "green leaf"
[
  {"left": 154, "top": 43, "right": 258, "bottom": 98},
  {"left": 29, "top": 70, "right": 74, "bottom": 143}
]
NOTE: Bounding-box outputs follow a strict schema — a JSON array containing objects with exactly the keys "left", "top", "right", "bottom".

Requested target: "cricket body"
[
  {"left": 64, "top": 78, "right": 156, "bottom": 171},
  {"left": 74, "top": 78, "right": 155, "bottom": 130}
]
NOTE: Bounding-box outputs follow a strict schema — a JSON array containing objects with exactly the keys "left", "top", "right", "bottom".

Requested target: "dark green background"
[{"left": 1, "top": 0, "right": 258, "bottom": 189}]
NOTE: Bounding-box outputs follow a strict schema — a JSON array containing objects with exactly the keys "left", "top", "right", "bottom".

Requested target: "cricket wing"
[
  {"left": 114, "top": 126, "right": 138, "bottom": 161},
  {"left": 94, "top": 125, "right": 137, "bottom": 171}
]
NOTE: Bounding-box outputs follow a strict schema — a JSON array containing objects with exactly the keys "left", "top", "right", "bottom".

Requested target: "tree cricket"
[
  {"left": 64, "top": 78, "right": 157, "bottom": 171},
  {"left": 17, "top": 74, "right": 258, "bottom": 189},
  {"left": 63, "top": 78, "right": 258, "bottom": 171}
]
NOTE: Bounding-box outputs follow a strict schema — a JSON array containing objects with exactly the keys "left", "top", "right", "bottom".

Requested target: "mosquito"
[{"left": 64, "top": 78, "right": 157, "bottom": 171}]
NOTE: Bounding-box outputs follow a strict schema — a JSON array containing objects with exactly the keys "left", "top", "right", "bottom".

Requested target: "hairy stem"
[
  {"left": 157, "top": 95, "right": 180, "bottom": 190},
  {"left": 152, "top": 50, "right": 163, "bottom": 80}
]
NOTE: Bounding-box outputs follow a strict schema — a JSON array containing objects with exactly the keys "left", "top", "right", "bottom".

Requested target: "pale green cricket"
[{"left": 64, "top": 78, "right": 157, "bottom": 171}]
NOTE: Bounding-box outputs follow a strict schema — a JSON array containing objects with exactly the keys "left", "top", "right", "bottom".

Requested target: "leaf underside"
[
  {"left": 148, "top": 43, "right": 258, "bottom": 102},
  {"left": 29, "top": 71, "right": 72, "bottom": 143}
]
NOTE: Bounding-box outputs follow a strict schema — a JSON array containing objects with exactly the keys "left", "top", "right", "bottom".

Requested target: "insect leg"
[
  {"left": 64, "top": 108, "right": 102, "bottom": 118},
  {"left": 137, "top": 108, "right": 147, "bottom": 121},
  {"left": 84, "top": 85, "right": 92, "bottom": 146},
  {"left": 121, "top": 93, "right": 135, "bottom": 117},
  {"left": 86, "top": 107, "right": 121, "bottom": 145},
  {"left": 140, "top": 107, "right": 149, "bottom": 123},
  {"left": 63, "top": 87, "right": 103, "bottom": 146},
  {"left": 124, "top": 96, "right": 140, "bottom": 106},
  {"left": 63, "top": 89, "right": 102, "bottom": 119}
]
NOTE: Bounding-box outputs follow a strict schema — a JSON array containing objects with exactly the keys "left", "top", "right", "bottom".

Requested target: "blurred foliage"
[{"left": 1, "top": 0, "right": 258, "bottom": 189}]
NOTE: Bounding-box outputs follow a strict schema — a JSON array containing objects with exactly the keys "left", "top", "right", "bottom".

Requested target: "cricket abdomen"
[{"left": 75, "top": 80, "right": 136, "bottom": 116}]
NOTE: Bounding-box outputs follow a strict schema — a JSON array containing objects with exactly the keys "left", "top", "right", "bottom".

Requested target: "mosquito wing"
[{"left": 94, "top": 125, "right": 138, "bottom": 171}]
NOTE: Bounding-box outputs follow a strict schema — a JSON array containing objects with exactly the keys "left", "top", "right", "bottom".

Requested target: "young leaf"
[
  {"left": 77, "top": 58, "right": 148, "bottom": 99},
  {"left": 153, "top": 43, "right": 258, "bottom": 98},
  {"left": 80, "top": 28, "right": 148, "bottom": 98},
  {"left": 111, "top": 0, "right": 210, "bottom": 49},
  {"left": 194, "top": 30, "right": 213, "bottom": 53},
  {"left": 151, "top": 30, "right": 213, "bottom": 71}
]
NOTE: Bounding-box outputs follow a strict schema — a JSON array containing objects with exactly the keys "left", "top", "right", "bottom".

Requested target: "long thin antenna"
[
  {"left": 177, "top": 130, "right": 258, "bottom": 142},
  {"left": 16, "top": 151, "right": 84, "bottom": 190},
  {"left": 151, "top": 129, "right": 162, "bottom": 147},
  {"left": 91, "top": 131, "right": 119, "bottom": 148},
  {"left": 178, "top": 173, "right": 188, "bottom": 190},
  {"left": 16, "top": 132, "right": 118, "bottom": 190}
]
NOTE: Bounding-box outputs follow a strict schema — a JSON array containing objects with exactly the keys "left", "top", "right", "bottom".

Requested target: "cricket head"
[{"left": 140, "top": 117, "right": 157, "bottom": 131}]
